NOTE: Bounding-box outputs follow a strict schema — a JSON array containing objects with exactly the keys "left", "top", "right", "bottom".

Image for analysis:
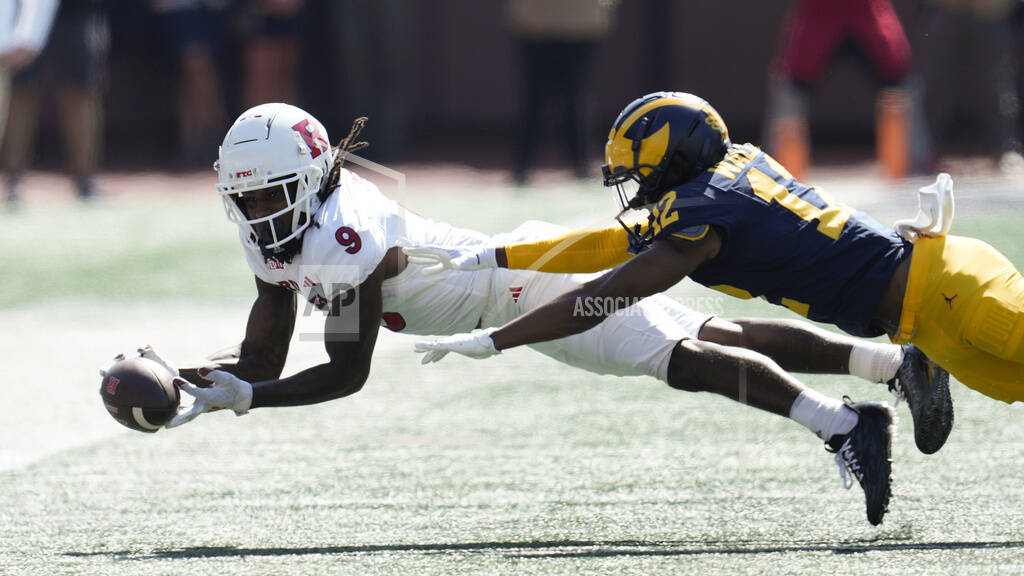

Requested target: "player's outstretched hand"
[
  {"left": 403, "top": 245, "right": 497, "bottom": 275},
  {"left": 99, "top": 345, "right": 180, "bottom": 379},
  {"left": 166, "top": 368, "right": 253, "bottom": 428},
  {"left": 137, "top": 344, "right": 179, "bottom": 376},
  {"left": 414, "top": 328, "right": 501, "bottom": 364}
]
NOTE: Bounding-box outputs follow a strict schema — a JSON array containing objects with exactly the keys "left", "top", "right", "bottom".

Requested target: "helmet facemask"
[
  {"left": 602, "top": 166, "right": 659, "bottom": 255},
  {"left": 216, "top": 103, "right": 336, "bottom": 264},
  {"left": 603, "top": 136, "right": 678, "bottom": 255},
  {"left": 219, "top": 167, "right": 324, "bottom": 262},
  {"left": 603, "top": 163, "right": 667, "bottom": 212}
]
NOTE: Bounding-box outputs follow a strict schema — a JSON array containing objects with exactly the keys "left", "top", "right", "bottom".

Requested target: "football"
[{"left": 99, "top": 356, "right": 180, "bottom": 433}]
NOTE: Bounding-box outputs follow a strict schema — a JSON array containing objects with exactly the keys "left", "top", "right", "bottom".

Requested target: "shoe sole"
[
  {"left": 913, "top": 364, "right": 954, "bottom": 455},
  {"left": 855, "top": 402, "right": 895, "bottom": 526}
]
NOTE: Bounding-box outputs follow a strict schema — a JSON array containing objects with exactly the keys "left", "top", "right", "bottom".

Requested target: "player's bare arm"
[
  {"left": 248, "top": 260, "right": 386, "bottom": 407},
  {"left": 176, "top": 276, "right": 296, "bottom": 384},
  {"left": 168, "top": 258, "right": 388, "bottom": 426},
  {"left": 489, "top": 231, "right": 720, "bottom": 351},
  {"left": 236, "top": 276, "right": 299, "bottom": 382}
]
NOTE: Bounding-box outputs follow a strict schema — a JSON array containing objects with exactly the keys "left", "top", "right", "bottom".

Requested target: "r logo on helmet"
[{"left": 292, "top": 119, "right": 330, "bottom": 159}]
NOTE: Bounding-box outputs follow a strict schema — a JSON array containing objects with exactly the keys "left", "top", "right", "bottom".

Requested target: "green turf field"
[{"left": 0, "top": 171, "right": 1021, "bottom": 575}]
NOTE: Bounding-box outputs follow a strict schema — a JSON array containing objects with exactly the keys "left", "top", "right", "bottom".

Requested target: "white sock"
[
  {"left": 789, "top": 389, "right": 859, "bottom": 441},
  {"left": 849, "top": 342, "right": 904, "bottom": 383}
]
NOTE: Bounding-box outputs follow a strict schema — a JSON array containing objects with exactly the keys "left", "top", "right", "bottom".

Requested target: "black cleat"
[
  {"left": 826, "top": 399, "right": 894, "bottom": 526},
  {"left": 888, "top": 345, "right": 953, "bottom": 454}
]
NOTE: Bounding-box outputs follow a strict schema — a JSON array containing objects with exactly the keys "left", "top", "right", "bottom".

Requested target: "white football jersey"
[
  {"left": 240, "top": 169, "right": 713, "bottom": 383},
  {"left": 241, "top": 169, "right": 494, "bottom": 335}
]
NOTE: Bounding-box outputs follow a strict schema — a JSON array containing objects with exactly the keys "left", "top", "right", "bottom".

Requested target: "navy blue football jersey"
[{"left": 650, "top": 143, "right": 910, "bottom": 337}]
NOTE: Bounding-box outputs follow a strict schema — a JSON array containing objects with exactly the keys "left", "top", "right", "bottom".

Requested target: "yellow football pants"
[{"left": 895, "top": 235, "right": 1024, "bottom": 403}]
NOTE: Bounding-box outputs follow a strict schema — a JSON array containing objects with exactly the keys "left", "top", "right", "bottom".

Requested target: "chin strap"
[
  {"left": 893, "top": 173, "right": 955, "bottom": 243},
  {"left": 616, "top": 213, "right": 653, "bottom": 255}
]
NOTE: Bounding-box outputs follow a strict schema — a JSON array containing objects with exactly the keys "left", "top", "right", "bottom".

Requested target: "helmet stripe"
[
  {"left": 636, "top": 122, "right": 671, "bottom": 178},
  {"left": 613, "top": 94, "right": 727, "bottom": 144},
  {"left": 613, "top": 98, "right": 679, "bottom": 143}
]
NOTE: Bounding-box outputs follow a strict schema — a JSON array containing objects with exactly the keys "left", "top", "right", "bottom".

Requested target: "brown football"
[{"left": 99, "top": 356, "right": 180, "bottom": 433}]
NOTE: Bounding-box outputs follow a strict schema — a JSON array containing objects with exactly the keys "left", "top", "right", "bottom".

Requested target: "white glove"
[
  {"left": 100, "top": 345, "right": 180, "bottom": 379},
  {"left": 166, "top": 369, "right": 253, "bottom": 428},
  {"left": 893, "top": 173, "right": 955, "bottom": 243},
  {"left": 137, "top": 344, "right": 179, "bottom": 376},
  {"left": 414, "top": 328, "right": 501, "bottom": 364},
  {"left": 403, "top": 244, "right": 498, "bottom": 276}
]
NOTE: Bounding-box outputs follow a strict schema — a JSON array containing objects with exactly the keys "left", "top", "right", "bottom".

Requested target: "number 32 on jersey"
[{"left": 650, "top": 190, "right": 680, "bottom": 236}]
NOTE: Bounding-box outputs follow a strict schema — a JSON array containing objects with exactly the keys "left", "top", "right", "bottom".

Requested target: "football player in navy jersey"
[
  {"left": 411, "top": 93, "right": 1024, "bottom": 474},
  {"left": 417, "top": 90, "right": 1024, "bottom": 414}
]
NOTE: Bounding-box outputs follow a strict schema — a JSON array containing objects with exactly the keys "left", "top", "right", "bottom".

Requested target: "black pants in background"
[{"left": 514, "top": 39, "right": 595, "bottom": 183}]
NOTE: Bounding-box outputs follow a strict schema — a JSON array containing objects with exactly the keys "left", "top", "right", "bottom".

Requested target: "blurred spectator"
[
  {"left": 764, "top": 0, "right": 927, "bottom": 180},
  {"left": 150, "top": 0, "right": 228, "bottom": 168},
  {"left": 1, "top": 0, "right": 59, "bottom": 164},
  {"left": 234, "top": 0, "right": 307, "bottom": 108},
  {"left": 507, "top": 0, "right": 616, "bottom": 186},
  {"left": 2, "top": 0, "right": 108, "bottom": 204},
  {"left": 329, "top": 0, "right": 410, "bottom": 161},
  {"left": 915, "top": 0, "right": 1023, "bottom": 174}
]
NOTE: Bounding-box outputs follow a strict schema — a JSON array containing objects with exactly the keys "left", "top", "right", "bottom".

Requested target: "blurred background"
[
  {"left": 3, "top": 0, "right": 1024, "bottom": 204},
  {"left": 3, "top": 6, "right": 1024, "bottom": 572}
]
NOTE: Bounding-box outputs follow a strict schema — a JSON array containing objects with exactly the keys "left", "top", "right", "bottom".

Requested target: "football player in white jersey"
[{"left": 165, "top": 103, "right": 902, "bottom": 525}]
